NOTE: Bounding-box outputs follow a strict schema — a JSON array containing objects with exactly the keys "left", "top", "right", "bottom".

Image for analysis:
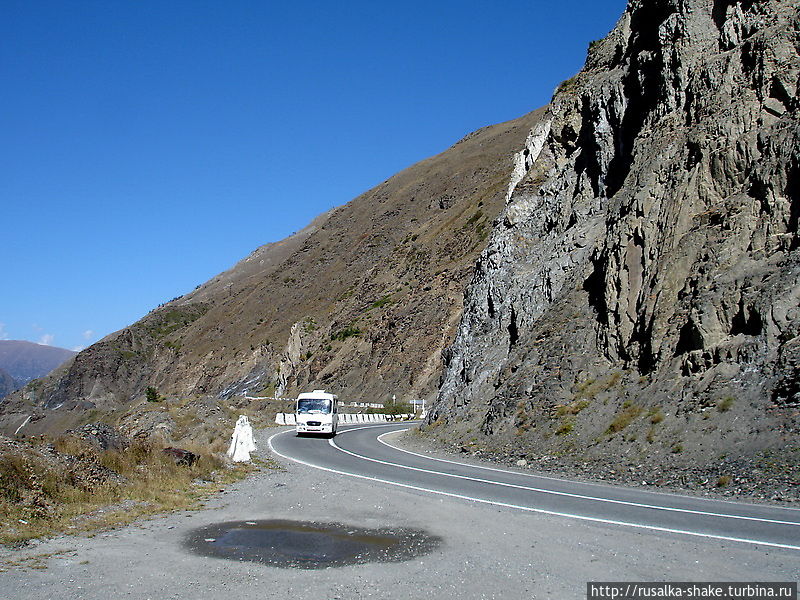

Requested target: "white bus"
[{"left": 295, "top": 390, "right": 338, "bottom": 436}]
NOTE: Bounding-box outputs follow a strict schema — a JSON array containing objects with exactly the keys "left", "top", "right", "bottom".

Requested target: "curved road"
[{"left": 268, "top": 422, "right": 800, "bottom": 552}]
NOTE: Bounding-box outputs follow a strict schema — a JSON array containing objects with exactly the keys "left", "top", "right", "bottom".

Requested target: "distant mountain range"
[
  {"left": 0, "top": 367, "right": 17, "bottom": 399},
  {"left": 0, "top": 341, "right": 76, "bottom": 398}
]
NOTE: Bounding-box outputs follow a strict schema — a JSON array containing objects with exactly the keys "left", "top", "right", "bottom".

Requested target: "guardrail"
[{"left": 274, "top": 413, "right": 416, "bottom": 425}]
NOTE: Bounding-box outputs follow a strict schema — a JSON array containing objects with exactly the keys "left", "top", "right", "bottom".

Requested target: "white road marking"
[
  {"left": 355, "top": 432, "right": 800, "bottom": 527},
  {"left": 378, "top": 426, "right": 800, "bottom": 511},
  {"left": 266, "top": 427, "right": 800, "bottom": 551}
]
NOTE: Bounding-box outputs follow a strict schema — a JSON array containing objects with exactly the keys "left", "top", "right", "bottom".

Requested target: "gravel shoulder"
[
  {"left": 398, "top": 428, "right": 800, "bottom": 507},
  {"left": 1, "top": 425, "right": 798, "bottom": 600}
]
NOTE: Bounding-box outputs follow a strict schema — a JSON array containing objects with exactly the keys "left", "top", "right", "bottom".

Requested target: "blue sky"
[{"left": 2, "top": 0, "right": 626, "bottom": 351}]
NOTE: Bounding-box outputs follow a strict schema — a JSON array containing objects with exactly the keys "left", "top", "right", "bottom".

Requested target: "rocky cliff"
[
  {"left": 0, "top": 110, "right": 542, "bottom": 436},
  {"left": 428, "top": 0, "right": 800, "bottom": 485}
]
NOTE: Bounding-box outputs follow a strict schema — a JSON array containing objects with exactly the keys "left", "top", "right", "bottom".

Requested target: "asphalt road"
[{"left": 269, "top": 422, "right": 800, "bottom": 552}]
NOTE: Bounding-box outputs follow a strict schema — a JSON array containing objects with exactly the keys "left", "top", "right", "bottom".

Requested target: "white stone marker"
[{"left": 227, "top": 415, "right": 257, "bottom": 462}]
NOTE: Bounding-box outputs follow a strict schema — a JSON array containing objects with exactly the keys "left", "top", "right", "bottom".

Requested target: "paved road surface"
[{"left": 270, "top": 422, "right": 800, "bottom": 551}]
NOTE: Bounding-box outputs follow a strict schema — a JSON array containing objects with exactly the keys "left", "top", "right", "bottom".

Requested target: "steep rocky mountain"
[
  {"left": 428, "top": 0, "right": 799, "bottom": 481},
  {"left": 0, "top": 368, "right": 18, "bottom": 399},
  {"left": 0, "top": 109, "right": 542, "bottom": 436},
  {"left": 0, "top": 341, "right": 76, "bottom": 396}
]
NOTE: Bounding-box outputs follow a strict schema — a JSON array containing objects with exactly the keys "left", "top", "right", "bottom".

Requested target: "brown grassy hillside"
[{"left": 0, "top": 109, "right": 543, "bottom": 437}]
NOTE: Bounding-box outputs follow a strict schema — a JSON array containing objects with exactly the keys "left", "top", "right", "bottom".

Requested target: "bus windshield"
[{"left": 297, "top": 398, "right": 332, "bottom": 414}]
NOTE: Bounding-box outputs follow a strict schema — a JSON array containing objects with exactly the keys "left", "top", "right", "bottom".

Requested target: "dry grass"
[
  {"left": 574, "top": 372, "right": 622, "bottom": 401},
  {"left": 0, "top": 435, "right": 255, "bottom": 545},
  {"left": 717, "top": 397, "right": 735, "bottom": 413},
  {"left": 1, "top": 394, "right": 283, "bottom": 546},
  {"left": 514, "top": 401, "right": 534, "bottom": 435},
  {"left": 648, "top": 407, "right": 665, "bottom": 424},
  {"left": 555, "top": 418, "right": 575, "bottom": 436},
  {"left": 555, "top": 399, "right": 590, "bottom": 417},
  {"left": 0, "top": 549, "right": 77, "bottom": 573},
  {"left": 606, "top": 402, "right": 643, "bottom": 434}
]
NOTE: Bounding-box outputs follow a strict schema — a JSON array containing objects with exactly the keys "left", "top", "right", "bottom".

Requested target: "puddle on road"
[{"left": 184, "top": 519, "right": 441, "bottom": 569}]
